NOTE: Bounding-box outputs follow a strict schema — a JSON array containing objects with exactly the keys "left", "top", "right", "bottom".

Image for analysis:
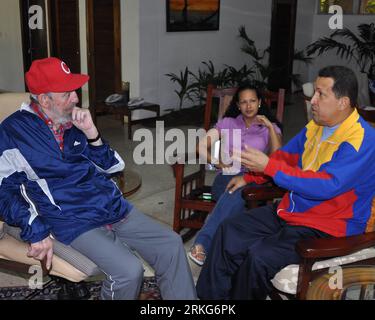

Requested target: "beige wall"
[
  {"left": 79, "top": 0, "right": 140, "bottom": 107},
  {"left": 0, "top": 0, "right": 24, "bottom": 92},
  {"left": 0, "top": 0, "right": 107, "bottom": 107},
  {"left": 122, "top": 0, "right": 140, "bottom": 98},
  {"left": 138, "top": 0, "right": 272, "bottom": 114},
  {"left": 78, "top": 0, "right": 89, "bottom": 107}
]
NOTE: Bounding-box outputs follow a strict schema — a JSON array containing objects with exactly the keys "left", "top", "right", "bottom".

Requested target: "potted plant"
[
  {"left": 165, "top": 67, "right": 198, "bottom": 110},
  {"left": 306, "top": 23, "right": 375, "bottom": 105},
  {"left": 238, "top": 26, "right": 313, "bottom": 91}
]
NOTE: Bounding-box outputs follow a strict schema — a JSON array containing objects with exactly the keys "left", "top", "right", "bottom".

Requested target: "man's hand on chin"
[
  {"left": 72, "top": 107, "right": 94, "bottom": 131},
  {"left": 71, "top": 107, "right": 101, "bottom": 143}
]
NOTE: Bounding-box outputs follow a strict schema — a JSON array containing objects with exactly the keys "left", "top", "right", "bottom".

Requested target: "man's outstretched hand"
[
  {"left": 232, "top": 146, "right": 269, "bottom": 173},
  {"left": 27, "top": 236, "right": 53, "bottom": 270}
]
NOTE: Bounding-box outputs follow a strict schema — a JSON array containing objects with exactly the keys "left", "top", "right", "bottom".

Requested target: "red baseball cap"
[{"left": 25, "top": 57, "right": 89, "bottom": 94}]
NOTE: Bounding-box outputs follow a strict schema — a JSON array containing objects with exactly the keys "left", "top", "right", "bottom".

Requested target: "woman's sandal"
[{"left": 188, "top": 244, "right": 206, "bottom": 266}]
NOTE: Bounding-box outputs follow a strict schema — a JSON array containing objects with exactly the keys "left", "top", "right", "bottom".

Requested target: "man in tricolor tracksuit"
[{"left": 197, "top": 65, "right": 375, "bottom": 299}]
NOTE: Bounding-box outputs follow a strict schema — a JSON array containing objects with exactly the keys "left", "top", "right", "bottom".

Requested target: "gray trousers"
[{"left": 70, "top": 207, "right": 197, "bottom": 300}]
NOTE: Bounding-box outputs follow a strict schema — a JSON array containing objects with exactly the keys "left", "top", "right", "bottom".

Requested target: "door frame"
[
  {"left": 48, "top": 0, "right": 81, "bottom": 64},
  {"left": 48, "top": 0, "right": 82, "bottom": 104},
  {"left": 19, "top": 0, "right": 49, "bottom": 90},
  {"left": 268, "top": 0, "right": 297, "bottom": 92},
  {"left": 86, "top": 0, "right": 122, "bottom": 118}
]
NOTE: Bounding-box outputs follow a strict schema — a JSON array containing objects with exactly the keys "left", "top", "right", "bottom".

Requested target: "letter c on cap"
[{"left": 61, "top": 62, "right": 71, "bottom": 74}]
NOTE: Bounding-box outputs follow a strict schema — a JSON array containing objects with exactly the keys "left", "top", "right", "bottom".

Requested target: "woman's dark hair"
[{"left": 223, "top": 83, "right": 283, "bottom": 131}]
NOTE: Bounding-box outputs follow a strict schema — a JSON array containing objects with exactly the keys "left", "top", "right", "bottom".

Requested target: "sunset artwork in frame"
[{"left": 166, "top": 0, "right": 220, "bottom": 32}]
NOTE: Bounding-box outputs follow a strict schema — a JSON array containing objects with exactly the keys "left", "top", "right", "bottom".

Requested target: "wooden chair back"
[
  {"left": 172, "top": 85, "right": 285, "bottom": 241},
  {"left": 203, "top": 84, "right": 237, "bottom": 131},
  {"left": 263, "top": 88, "right": 286, "bottom": 124}
]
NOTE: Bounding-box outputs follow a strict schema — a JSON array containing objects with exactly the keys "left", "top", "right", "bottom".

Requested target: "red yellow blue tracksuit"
[
  {"left": 245, "top": 108, "right": 375, "bottom": 237},
  {"left": 197, "top": 109, "right": 375, "bottom": 299}
]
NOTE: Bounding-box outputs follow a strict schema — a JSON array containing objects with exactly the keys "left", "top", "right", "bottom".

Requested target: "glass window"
[
  {"left": 319, "top": 0, "right": 354, "bottom": 14},
  {"left": 359, "top": 0, "right": 375, "bottom": 13},
  {"left": 319, "top": 0, "right": 375, "bottom": 13}
]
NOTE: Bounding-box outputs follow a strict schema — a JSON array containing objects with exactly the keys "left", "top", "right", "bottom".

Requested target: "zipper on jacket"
[
  {"left": 305, "top": 137, "right": 322, "bottom": 170},
  {"left": 289, "top": 191, "right": 295, "bottom": 213},
  {"left": 288, "top": 136, "right": 338, "bottom": 215}
]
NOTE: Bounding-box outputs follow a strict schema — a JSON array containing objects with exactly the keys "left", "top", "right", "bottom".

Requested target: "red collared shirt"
[{"left": 30, "top": 102, "right": 73, "bottom": 151}]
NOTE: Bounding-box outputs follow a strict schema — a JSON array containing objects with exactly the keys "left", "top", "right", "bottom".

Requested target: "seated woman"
[{"left": 188, "top": 84, "right": 282, "bottom": 266}]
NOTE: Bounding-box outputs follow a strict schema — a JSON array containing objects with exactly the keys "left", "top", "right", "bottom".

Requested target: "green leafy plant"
[
  {"left": 165, "top": 67, "right": 198, "bottom": 110},
  {"left": 225, "top": 64, "right": 254, "bottom": 87},
  {"left": 187, "top": 60, "right": 217, "bottom": 105},
  {"left": 239, "top": 25, "right": 312, "bottom": 90},
  {"left": 166, "top": 25, "right": 313, "bottom": 110},
  {"left": 238, "top": 25, "right": 270, "bottom": 89},
  {"left": 188, "top": 60, "right": 230, "bottom": 104},
  {"left": 306, "top": 23, "right": 375, "bottom": 104},
  {"left": 306, "top": 23, "right": 375, "bottom": 80},
  {"left": 366, "top": 1, "right": 375, "bottom": 13},
  {"left": 291, "top": 49, "right": 314, "bottom": 88}
]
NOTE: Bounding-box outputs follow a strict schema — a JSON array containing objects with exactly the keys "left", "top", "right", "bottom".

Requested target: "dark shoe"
[{"left": 54, "top": 277, "right": 90, "bottom": 300}]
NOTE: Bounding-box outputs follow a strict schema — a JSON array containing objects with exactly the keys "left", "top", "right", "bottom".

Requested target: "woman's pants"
[{"left": 194, "top": 172, "right": 246, "bottom": 253}]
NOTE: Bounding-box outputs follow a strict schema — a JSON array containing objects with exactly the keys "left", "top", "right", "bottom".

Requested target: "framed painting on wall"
[{"left": 166, "top": 0, "right": 220, "bottom": 32}]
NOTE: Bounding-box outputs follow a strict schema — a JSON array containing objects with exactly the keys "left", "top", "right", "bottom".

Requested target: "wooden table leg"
[{"left": 128, "top": 111, "right": 132, "bottom": 140}]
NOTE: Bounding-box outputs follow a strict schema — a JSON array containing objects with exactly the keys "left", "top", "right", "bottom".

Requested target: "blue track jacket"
[{"left": 0, "top": 104, "right": 133, "bottom": 244}]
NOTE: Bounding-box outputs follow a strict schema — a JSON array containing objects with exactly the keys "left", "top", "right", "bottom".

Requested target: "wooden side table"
[
  {"left": 96, "top": 101, "right": 160, "bottom": 139},
  {"left": 112, "top": 170, "right": 142, "bottom": 197}
]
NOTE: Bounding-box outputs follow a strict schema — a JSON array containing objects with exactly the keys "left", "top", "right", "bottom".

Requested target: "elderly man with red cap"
[{"left": 1, "top": 57, "right": 197, "bottom": 300}]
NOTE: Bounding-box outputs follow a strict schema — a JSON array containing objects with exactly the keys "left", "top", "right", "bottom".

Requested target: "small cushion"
[
  {"left": 0, "top": 92, "right": 30, "bottom": 122},
  {"left": 272, "top": 247, "right": 375, "bottom": 294},
  {"left": 0, "top": 222, "right": 4, "bottom": 240}
]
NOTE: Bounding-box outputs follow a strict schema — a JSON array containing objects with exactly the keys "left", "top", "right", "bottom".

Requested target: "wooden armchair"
[
  {"left": 0, "top": 92, "right": 102, "bottom": 299},
  {"left": 241, "top": 106, "right": 375, "bottom": 300},
  {"left": 242, "top": 105, "right": 375, "bottom": 300},
  {"left": 171, "top": 85, "right": 237, "bottom": 241},
  {"left": 172, "top": 85, "right": 285, "bottom": 241},
  {"left": 0, "top": 92, "right": 155, "bottom": 299},
  {"left": 242, "top": 183, "right": 375, "bottom": 300}
]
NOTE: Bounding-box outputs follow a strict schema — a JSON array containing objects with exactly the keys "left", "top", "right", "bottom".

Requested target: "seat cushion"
[
  {"left": 3, "top": 224, "right": 101, "bottom": 277},
  {"left": 0, "top": 222, "right": 4, "bottom": 239},
  {"left": 272, "top": 247, "right": 375, "bottom": 294},
  {"left": 0, "top": 92, "right": 30, "bottom": 122},
  {"left": 0, "top": 234, "right": 88, "bottom": 282}
]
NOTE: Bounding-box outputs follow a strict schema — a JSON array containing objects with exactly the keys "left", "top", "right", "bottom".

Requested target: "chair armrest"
[
  {"left": 0, "top": 218, "right": 52, "bottom": 275},
  {"left": 296, "top": 232, "right": 375, "bottom": 259},
  {"left": 242, "top": 184, "right": 286, "bottom": 202},
  {"left": 169, "top": 151, "right": 199, "bottom": 164}
]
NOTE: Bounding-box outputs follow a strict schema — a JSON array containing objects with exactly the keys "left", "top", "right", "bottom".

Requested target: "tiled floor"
[{"left": 0, "top": 92, "right": 308, "bottom": 289}]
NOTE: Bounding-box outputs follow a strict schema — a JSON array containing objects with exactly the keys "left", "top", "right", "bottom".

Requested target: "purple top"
[{"left": 215, "top": 114, "right": 281, "bottom": 157}]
